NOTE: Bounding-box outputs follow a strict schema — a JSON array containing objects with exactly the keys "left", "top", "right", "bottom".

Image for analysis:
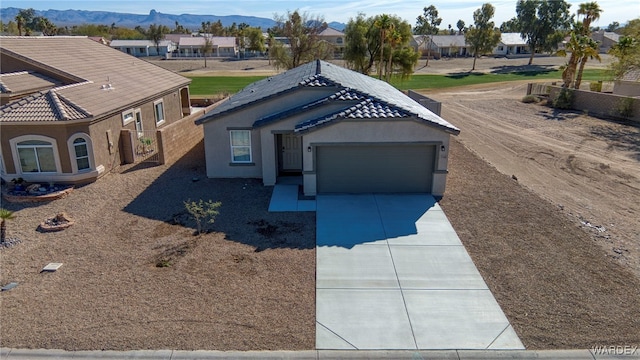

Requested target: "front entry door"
[{"left": 282, "top": 133, "right": 302, "bottom": 171}]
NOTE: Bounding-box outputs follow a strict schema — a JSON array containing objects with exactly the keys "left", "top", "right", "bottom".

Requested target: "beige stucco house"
[
  {"left": 196, "top": 60, "right": 459, "bottom": 197},
  {"left": 0, "top": 36, "right": 192, "bottom": 185}
]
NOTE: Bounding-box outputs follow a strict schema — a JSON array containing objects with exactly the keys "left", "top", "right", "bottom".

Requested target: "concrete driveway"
[{"left": 316, "top": 194, "right": 524, "bottom": 350}]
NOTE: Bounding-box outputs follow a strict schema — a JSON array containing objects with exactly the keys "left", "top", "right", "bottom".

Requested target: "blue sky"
[{"left": 1, "top": 0, "right": 635, "bottom": 28}]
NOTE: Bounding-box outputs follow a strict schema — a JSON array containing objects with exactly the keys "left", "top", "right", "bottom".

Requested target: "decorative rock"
[{"left": 39, "top": 212, "right": 75, "bottom": 232}]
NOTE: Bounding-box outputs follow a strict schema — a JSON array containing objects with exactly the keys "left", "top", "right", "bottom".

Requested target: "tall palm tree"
[
  {"left": 0, "top": 208, "right": 16, "bottom": 243},
  {"left": 374, "top": 14, "right": 394, "bottom": 80},
  {"left": 577, "top": 2, "right": 602, "bottom": 35},
  {"left": 385, "top": 30, "right": 403, "bottom": 82},
  {"left": 575, "top": 37, "right": 601, "bottom": 89}
]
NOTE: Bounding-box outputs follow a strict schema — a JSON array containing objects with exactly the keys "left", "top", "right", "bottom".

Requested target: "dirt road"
[{"left": 424, "top": 82, "right": 640, "bottom": 278}]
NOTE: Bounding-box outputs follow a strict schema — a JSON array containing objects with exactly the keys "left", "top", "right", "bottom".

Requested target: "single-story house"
[
  {"left": 195, "top": 60, "right": 460, "bottom": 196},
  {"left": 175, "top": 36, "right": 238, "bottom": 58},
  {"left": 110, "top": 39, "right": 177, "bottom": 57},
  {"left": 415, "top": 35, "right": 470, "bottom": 58},
  {"left": 591, "top": 30, "right": 621, "bottom": 53},
  {"left": 0, "top": 36, "right": 192, "bottom": 185},
  {"left": 494, "top": 33, "right": 530, "bottom": 56}
]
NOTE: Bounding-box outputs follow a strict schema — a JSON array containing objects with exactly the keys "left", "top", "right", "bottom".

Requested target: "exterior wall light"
[
  {"left": 441, "top": 145, "right": 446, "bottom": 152},
  {"left": 307, "top": 146, "right": 312, "bottom": 152}
]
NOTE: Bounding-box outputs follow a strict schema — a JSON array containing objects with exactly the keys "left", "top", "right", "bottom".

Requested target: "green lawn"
[{"left": 185, "top": 69, "right": 609, "bottom": 96}]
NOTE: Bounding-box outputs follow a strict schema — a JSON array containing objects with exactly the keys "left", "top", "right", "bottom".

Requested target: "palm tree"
[
  {"left": 0, "top": 208, "right": 16, "bottom": 243},
  {"left": 385, "top": 30, "right": 403, "bottom": 82},
  {"left": 575, "top": 37, "right": 601, "bottom": 89},
  {"left": 15, "top": 14, "right": 24, "bottom": 36},
  {"left": 374, "top": 14, "right": 394, "bottom": 80},
  {"left": 559, "top": 32, "right": 581, "bottom": 88},
  {"left": 577, "top": 2, "right": 602, "bottom": 35}
]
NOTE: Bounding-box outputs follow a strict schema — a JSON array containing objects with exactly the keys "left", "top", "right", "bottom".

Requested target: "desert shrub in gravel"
[
  {"left": 184, "top": 199, "right": 222, "bottom": 234},
  {"left": 522, "top": 95, "right": 540, "bottom": 103}
]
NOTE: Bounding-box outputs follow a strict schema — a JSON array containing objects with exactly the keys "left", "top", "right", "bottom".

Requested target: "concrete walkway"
[{"left": 316, "top": 194, "right": 524, "bottom": 350}]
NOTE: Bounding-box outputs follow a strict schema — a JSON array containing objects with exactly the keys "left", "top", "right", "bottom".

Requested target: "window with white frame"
[
  {"left": 16, "top": 140, "right": 57, "bottom": 173},
  {"left": 73, "top": 138, "right": 90, "bottom": 171},
  {"left": 67, "top": 133, "right": 94, "bottom": 173},
  {"left": 134, "top": 110, "right": 143, "bottom": 138},
  {"left": 154, "top": 100, "right": 165, "bottom": 125},
  {"left": 229, "top": 130, "right": 252, "bottom": 163},
  {"left": 122, "top": 110, "right": 134, "bottom": 125}
]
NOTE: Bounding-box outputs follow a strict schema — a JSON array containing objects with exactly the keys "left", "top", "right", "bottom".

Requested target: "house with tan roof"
[
  {"left": 318, "top": 28, "right": 345, "bottom": 58},
  {"left": 0, "top": 36, "right": 194, "bottom": 185},
  {"left": 174, "top": 36, "right": 238, "bottom": 58},
  {"left": 110, "top": 39, "right": 177, "bottom": 57},
  {"left": 196, "top": 60, "right": 459, "bottom": 196}
]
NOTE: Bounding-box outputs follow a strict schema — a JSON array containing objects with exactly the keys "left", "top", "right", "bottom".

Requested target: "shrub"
[
  {"left": 616, "top": 97, "right": 634, "bottom": 118},
  {"left": 552, "top": 88, "right": 574, "bottom": 109},
  {"left": 184, "top": 199, "right": 222, "bottom": 234},
  {"left": 522, "top": 95, "right": 540, "bottom": 103},
  {"left": 589, "top": 81, "right": 602, "bottom": 92}
]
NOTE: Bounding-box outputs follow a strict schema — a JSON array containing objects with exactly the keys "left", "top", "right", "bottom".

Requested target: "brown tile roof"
[
  {"left": 0, "top": 71, "right": 61, "bottom": 95},
  {"left": 0, "top": 36, "right": 190, "bottom": 122},
  {"left": 0, "top": 89, "right": 92, "bottom": 122}
]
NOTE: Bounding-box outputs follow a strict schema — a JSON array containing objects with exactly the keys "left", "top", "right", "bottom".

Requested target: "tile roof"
[
  {"left": 179, "top": 37, "right": 236, "bottom": 47},
  {"left": 0, "top": 36, "right": 190, "bottom": 122},
  {"left": 0, "top": 71, "right": 61, "bottom": 94},
  {"left": 0, "top": 89, "right": 92, "bottom": 122},
  {"left": 110, "top": 39, "right": 174, "bottom": 47},
  {"left": 428, "top": 35, "right": 468, "bottom": 48},
  {"left": 295, "top": 98, "right": 410, "bottom": 133},
  {"left": 319, "top": 28, "right": 344, "bottom": 36},
  {"left": 197, "top": 60, "right": 459, "bottom": 134}
]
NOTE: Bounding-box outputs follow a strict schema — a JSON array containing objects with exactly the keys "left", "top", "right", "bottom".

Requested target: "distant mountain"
[
  {"left": 0, "top": 7, "right": 346, "bottom": 31},
  {"left": 0, "top": 8, "right": 277, "bottom": 30}
]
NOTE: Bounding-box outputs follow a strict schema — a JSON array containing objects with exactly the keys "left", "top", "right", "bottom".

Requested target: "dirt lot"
[
  {"left": 1, "top": 56, "right": 638, "bottom": 350},
  {"left": 424, "top": 82, "right": 640, "bottom": 279}
]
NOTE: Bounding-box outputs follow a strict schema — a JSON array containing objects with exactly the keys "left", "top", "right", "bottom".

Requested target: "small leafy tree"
[
  {"left": 465, "top": 3, "right": 502, "bottom": 71},
  {"left": 0, "top": 208, "right": 16, "bottom": 243},
  {"left": 184, "top": 199, "right": 221, "bottom": 234}
]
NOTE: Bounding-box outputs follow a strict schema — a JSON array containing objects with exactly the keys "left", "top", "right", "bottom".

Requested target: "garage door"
[{"left": 316, "top": 145, "right": 435, "bottom": 193}]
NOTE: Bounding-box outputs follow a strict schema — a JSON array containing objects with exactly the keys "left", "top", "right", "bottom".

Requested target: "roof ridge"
[
  {"left": 47, "top": 90, "right": 69, "bottom": 120},
  {"left": 54, "top": 91, "right": 93, "bottom": 118}
]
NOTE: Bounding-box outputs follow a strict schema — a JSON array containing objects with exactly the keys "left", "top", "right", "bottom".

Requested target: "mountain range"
[{"left": 0, "top": 7, "right": 346, "bottom": 31}]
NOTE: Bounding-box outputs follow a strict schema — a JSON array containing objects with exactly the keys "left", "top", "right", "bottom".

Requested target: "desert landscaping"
[{"left": 1, "top": 56, "right": 639, "bottom": 350}]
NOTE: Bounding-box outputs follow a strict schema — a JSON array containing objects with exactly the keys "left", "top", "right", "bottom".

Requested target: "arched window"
[
  {"left": 67, "top": 133, "right": 94, "bottom": 173},
  {"left": 16, "top": 140, "right": 56, "bottom": 173},
  {"left": 73, "top": 138, "right": 90, "bottom": 171}
]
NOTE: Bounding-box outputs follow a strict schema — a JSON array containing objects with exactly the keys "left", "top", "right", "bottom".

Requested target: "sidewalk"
[{"left": 3, "top": 348, "right": 638, "bottom": 359}]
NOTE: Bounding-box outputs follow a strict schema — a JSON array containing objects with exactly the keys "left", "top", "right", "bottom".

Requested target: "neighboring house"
[
  {"left": 174, "top": 36, "right": 238, "bottom": 58},
  {"left": 0, "top": 36, "right": 193, "bottom": 185},
  {"left": 494, "top": 33, "right": 530, "bottom": 56},
  {"left": 613, "top": 69, "right": 640, "bottom": 97},
  {"left": 318, "top": 27, "right": 345, "bottom": 58},
  {"left": 110, "top": 39, "right": 177, "bottom": 57},
  {"left": 415, "top": 35, "right": 470, "bottom": 58},
  {"left": 196, "top": 60, "right": 460, "bottom": 197},
  {"left": 591, "top": 30, "right": 621, "bottom": 53}
]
